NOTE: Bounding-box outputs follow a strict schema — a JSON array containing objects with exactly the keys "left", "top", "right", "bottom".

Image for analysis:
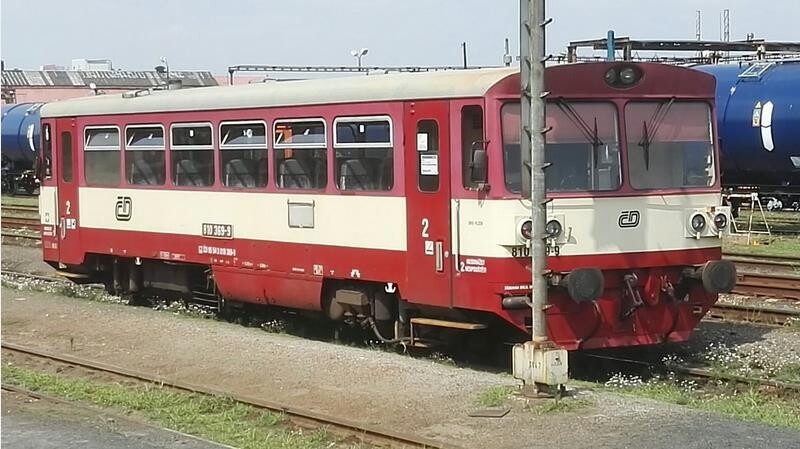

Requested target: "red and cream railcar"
[{"left": 38, "top": 62, "right": 735, "bottom": 350}]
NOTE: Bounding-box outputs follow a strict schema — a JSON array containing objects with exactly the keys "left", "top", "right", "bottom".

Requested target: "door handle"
[
  {"left": 435, "top": 241, "right": 444, "bottom": 272},
  {"left": 60, "top": 217, "right": 66, "bottom": 239}
]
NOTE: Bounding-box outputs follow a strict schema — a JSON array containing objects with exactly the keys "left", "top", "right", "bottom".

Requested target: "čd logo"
[
  {"left": 618, "top": 210, "right": 640, "bottom": 228},
  {"left": 115, "top": 196, "right": 132, "bottom": 221}
]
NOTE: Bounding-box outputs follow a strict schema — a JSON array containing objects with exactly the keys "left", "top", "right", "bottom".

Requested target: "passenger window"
[
  {"left": 84, "top": 127, "right": 120, "bottom": 186},
  {"left": 461, "top": 105, "right": 484, "bottom": 189},
  {"left": 125, "top": 126, "right": 166, "bottom": 186},
  {"left": 171, "top": 124, "right": 214, "bottom": 187},
  {"left": 61, "top": 131, "right": 73, "bottom": 182},
  {"left": 416, "top": 120, "right": 439, "bottom": 192},
  {"left": 334, "top": 117, "right": 393, "bottom": 191},
  {"left": 274, "top": 119, "right": 327, "bottom": 190},
  {"left": 220, "top": 121, "right": 268, "bottom": 188}
]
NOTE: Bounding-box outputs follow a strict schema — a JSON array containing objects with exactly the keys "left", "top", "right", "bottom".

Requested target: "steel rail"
[
  {"left": 2, "top": 205, "right": 39, "bottom": 214},
  {"left": 724, "top": 256, "right": 800, "bottom": 275},
  {"left": 708, "top": 302, "right": 800, "bottom": 326},
  {"left": 1, "top": 270, "right": 72, "bottom": 283},
  {"left": 1, "top": 342, "right": 455, "bottom": 449},
  {"left": 1, "top": 216, "right": 40, "bottom": 227},
  {"left": 581, "top": 353, "right": 800, "bottom": 392},
  {"left": 1, "top": 231, "right": 41, "bottom": 241},
  {"left": 664, "top": 364, "right": 800, "bottom": 391},
  {"left": 723, "top": 252, "right": 800, "bottom": 263},
  {"left": 731, "top": 271, "right": 800, "bottom": 301},
  {"left": 724, "top": 254, "right": 800, "bottom": 264}
]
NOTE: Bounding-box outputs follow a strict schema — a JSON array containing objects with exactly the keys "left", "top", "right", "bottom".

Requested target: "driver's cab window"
[
  {"left": 461, "top": 105, "right": 484, "bottom": 189},
  {"left": 42, "top": 124, "right": 52, "bottom": 179}
]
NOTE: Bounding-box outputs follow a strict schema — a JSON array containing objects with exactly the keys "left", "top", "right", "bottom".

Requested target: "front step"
[
  {"left": 408, "top": 317, "right": 486, "bottom": 348},
  {"left": 191, "top": 290, "right": 218, "bottom": 307},
  {"left": 54, "top": 270, "right": 91, "bottom": 280},
  {"left": 410, "top": 317, "right": 487, "bottom": 331}
]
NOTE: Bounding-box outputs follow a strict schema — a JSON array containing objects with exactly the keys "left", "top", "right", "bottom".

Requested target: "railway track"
[
  {"left": 731, "top": 271, "right": 800, "bottom": 301},
  {"left": 1, "top": 341, "right": 453, "bottom": 449},
  {"left": 1, "top": 216, "right": 41, "bottom": 230},
  {"left": 3, "top": 264, "right": 799, "bottom": 329},
  {"left": 581, "top": 352, "right": 800, "bottom": 394},
  {"left": 709, "top": 302, "right": 800, "bottom": 326},
  {"left": 721, "top": 254, "right": 800, "bottom": 300},
  {"left": 724, "top": 254, "right": 800, "bottom": 275},
  {"left": 2, "top": 205, "right": 40, "bottom": 214},
  {"left": 2, "top": 206, "right": 42, "bottom": 241}
]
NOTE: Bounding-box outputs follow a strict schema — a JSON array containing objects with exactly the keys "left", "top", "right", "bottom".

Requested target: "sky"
[{"left": 2, "top": 0, "right": 798, "bottom": 73}]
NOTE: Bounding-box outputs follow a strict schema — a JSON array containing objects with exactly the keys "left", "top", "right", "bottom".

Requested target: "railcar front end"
[{"left": 454, "top": 63, "right": 735, "bottom": 350}]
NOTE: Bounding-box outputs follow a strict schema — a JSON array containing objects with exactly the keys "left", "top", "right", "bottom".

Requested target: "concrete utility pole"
[{"left": 512, "top": 0, "right": 568, "bottom": 396}]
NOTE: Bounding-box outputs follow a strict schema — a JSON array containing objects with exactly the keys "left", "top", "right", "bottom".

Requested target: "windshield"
[
  {"left": 625, "top": 101, "right": 714, "bottom": 189},
  {"left": 502, "top": 102, "right": 620, "bottom": 193}
]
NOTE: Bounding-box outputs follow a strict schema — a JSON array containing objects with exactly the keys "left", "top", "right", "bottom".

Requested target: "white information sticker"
[
  {"left": 416, "top": 133, "right": 428, "bottom": 152},
  {"left": 420, "top": 154, "right": 439, "bottom": 175}
]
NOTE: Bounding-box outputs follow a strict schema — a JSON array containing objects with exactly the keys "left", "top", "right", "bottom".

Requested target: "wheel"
[
  {"left": 125, "top": 292, "right": 153, "bottom": 307},
  {"left": 1, "top": 176, "right": 14, "bottom": 194},
  {"left": 216, "top": 294, "right": 233, "bottom": 321}
]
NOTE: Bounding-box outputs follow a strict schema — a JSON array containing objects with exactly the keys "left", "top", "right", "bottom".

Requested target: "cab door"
[
  {"left": 55, "top": 118, "right": 82, "bottom": 265},
  {"left": 39, "top": 122, "right": 59, "bottom": 262},
  {"left": 403, "top": 101, "right": 452, "bottom": 307}
]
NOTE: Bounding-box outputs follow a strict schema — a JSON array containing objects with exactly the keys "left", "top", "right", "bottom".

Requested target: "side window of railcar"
[
  {"left": 416, "top": 120, "right": 439, "bottom": 192},
  {"left": 274, "top": 119, "right": 327, "bottom": 190},
  {"left": 220, "top": 121, "right": 268, "bottom": 188},
  {"left": 334, "top": 116, "right": 393, "bottom": 191},
  {"left": 84, "top": 127, "right": 121, "bottom": 186},
  {"left": 61, "top": 132, "right": 73, "bottom": 182},
  {"left": 461, "top": 105, "right": 485, "bottom": 189},
  {"left": 125, "top": 125, "right": 166, "bottom": 186},
  {"left": 170, "top": 124, "right": 214, "bottom": 187}
]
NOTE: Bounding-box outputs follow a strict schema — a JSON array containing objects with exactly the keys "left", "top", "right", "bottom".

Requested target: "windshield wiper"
[
  {"left": 556, "top": 99, "right": 604, "bottom": 148},
  {"left": 638, "top": 98, "right": 675, "bottom": 169},
  {"left": 556, "top": 99, "right": 604, "bottom": 169}
]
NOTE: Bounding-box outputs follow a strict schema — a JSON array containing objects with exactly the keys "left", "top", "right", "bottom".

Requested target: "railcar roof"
[{"left": 40, "top": 68, "right": 518, "bottom": 118}]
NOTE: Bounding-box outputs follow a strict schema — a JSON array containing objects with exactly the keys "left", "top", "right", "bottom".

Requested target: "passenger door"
[
  {"left": 55, "top": 118, "right": 82, "bottom": 265},
  {"left": 403, "top": 101, "right": 452, "bottom": 307}
]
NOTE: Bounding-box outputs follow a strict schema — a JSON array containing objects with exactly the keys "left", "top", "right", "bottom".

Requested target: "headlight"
[
  {"left": 604, "top": 68, "right": 618, "bottom": 85},
  {"left": 545, "top": 219, "right": 563, "bottom": 238},
  {"left": 619, "top": 67, "right": 637, "bottom": 85},
  {"left": 713, "top": 213, "right": 728, "bottom": 230},
  {"left": 520, "top": 219, "right": 533, "bottom": 240},
  {"left": 690, "top": 213, "right": 707, "bottom": 232}
]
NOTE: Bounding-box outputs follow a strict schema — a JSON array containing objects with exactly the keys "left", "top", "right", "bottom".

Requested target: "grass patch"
[
  {"left": 2, "top": 363, "right": 361, "bottom": 449},
  {"left": 723, "top": 235, "right": 800, "bottom": 259},
  {"left": 476, "top": 385, "right": 515, "bottom": 407},
  {"left": 774, "top": 364, "right": 800, "bottom": 383},
  {"left": 527, "top": 396, "right": 592, "bottom": 415},
  {"left": 610, "top": 377, "right": 800, "bottom": 430}
]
